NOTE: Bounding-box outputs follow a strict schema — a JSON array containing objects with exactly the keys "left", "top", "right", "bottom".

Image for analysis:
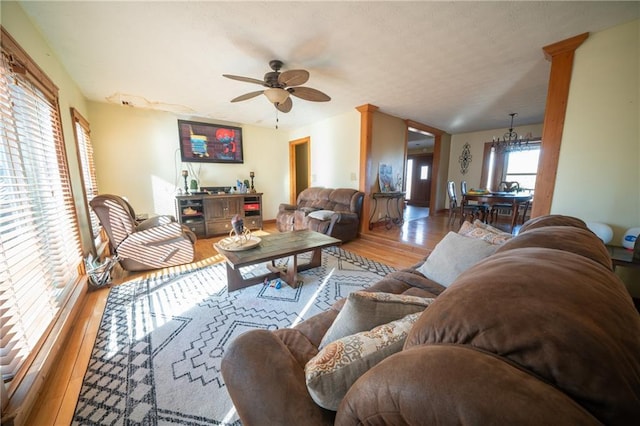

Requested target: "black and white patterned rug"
[{"left": 73, "top": 246, "right": 394, "bottom": 425}]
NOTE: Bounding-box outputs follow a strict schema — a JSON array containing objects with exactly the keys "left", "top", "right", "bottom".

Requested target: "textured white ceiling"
[{"left": 17, "top": 1, "right": 640, "bottom": 133}]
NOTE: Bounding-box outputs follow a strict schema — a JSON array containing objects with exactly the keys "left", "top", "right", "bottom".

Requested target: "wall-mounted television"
[{"left": 178, "top": 119, "right": 243, "bottom": 163}]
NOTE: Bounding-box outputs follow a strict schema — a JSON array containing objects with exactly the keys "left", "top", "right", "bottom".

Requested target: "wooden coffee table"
[{"left": 214, "top": 230, "right": 341, "bottom": 291}]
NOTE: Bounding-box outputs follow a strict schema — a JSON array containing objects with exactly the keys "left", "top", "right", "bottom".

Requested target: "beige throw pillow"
[
  {"left": 417, "top": 231, "right": 498, "bottom": 287},
  {"left": 319, "top": 291, "right": 434, "bottom": 349},
  {"left": 458, "top": 220, "right": 513, "bottom": 245},
  {"left": 306, "top": 311, "right": 422, "bottom": 411}
]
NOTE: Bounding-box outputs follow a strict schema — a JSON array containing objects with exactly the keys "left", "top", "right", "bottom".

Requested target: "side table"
[
  {"left": 369, "top": 192, "right": 405, "bottom": 230},
  {"left": 606, "top": 245, "right": 640, "bottom": 270},
  {"left": 606, "top": 244, "right": 640, "bottom": 313}
]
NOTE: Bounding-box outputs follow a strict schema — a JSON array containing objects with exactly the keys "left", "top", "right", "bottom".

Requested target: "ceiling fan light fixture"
[{"left": 264, "top": 88, "right": 289, "bottom": 104}]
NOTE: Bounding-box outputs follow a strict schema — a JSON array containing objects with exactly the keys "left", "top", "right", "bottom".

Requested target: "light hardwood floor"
[{"left": 26, "top": 207, "right": 456, "bottom": 425}]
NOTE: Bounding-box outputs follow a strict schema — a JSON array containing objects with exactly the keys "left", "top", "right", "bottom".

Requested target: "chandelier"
[{"left": 491, "top": 113, "right": 534, "bottom": 152}]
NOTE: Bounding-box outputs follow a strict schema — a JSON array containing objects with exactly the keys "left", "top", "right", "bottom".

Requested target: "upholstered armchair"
[
  {"left": 276, "top": 187, "right": 364, "bottom": 242},
  {"left": 90, "top": 194, "right": 196, "bottom": 271}
]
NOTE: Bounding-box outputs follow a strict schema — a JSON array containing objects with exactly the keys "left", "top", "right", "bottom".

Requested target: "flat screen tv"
[{"left": 178, "top": 119, "right": 244, "bottom": 163}]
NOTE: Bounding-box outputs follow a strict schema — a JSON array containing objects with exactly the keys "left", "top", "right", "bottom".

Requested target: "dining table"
[{"left": 461, "top": 191, "right": 533, "bottom": 232}]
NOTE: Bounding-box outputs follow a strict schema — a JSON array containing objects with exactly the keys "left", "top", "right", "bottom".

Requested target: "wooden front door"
[{"left": 408, "top": 154, "right": 432, "bottom": 207}]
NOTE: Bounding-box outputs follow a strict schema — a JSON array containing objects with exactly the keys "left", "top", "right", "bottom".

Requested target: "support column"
[
  {"left": 356, "top": 104, "right": 378, "bottom": 233},
  {"left": 532, "top": 33, "right": 589, "bottom": 217}
]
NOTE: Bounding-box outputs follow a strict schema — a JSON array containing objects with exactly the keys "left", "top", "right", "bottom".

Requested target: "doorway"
[
  {"left": 406, "top": 153, "right": 433, "bottom": 207},
  {"left": 289, "top": 137, "right": 310, "bottom": 204}
]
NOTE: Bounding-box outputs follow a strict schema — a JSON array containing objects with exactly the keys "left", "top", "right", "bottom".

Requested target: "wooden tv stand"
[{"left": 176, "top": 193, "right": 263, "bottom": 238}]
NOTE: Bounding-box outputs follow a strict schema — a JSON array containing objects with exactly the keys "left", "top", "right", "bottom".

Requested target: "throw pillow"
[
  {"left": 417, "top": 231, "right": 498, "bottom": 287},
  {"left": 306, "top": 311, "right": 422, "bottom": 411},
  {"left": 308, "top": 209, "right": 335, "bottom": 221},
  {"left": 458, "top": 220, "right": 513, "bottom": 245},
  {"left": 473, "top": 219, "right": 508, "bottom": 235},
  {"left": 319, "top": 291, "right": 434, "bottom": 348}
]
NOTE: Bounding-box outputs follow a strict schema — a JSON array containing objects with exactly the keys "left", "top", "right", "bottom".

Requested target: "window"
[
  {"left": 420, "top": 165, "right": 429, "bottom": 180},
  {"left": 1, "top": 28, "right": 82, "bottom": 403},
  {"left": 482, "top": 142, "right": 541, "bottom": 191},
  {"left": 405, "top": 159, "right": 413, "bottom": 200},
  {"left": 72, "top": 108, "right": 103, "bottom": 249},
  {"left": 504, "top": 148, "right": 540, "bottom": 191}
]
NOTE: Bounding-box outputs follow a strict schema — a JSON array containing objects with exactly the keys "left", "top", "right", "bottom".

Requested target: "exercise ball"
[
  {"left": 586, "top": 222, "right": 613, "bottom": 244},
  {"left": 622, "top": 227, "right": 640, "bottom": 250}
]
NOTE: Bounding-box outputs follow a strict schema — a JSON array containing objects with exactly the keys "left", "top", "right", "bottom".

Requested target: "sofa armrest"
[
  {"left": 222, "top": 329, "right": 334, "bottom": 426},
  {"left": 337, "top": 345, "right": 600, "bottom": 425},
  {"left": 330, "top": 211, "right": 358, "bottom": 224},
  {"left": 135, "top": 215, "right": 175, "bottom": 230},
  {"left": 279, "top": 203, "right": 298, "bottom": 212}
]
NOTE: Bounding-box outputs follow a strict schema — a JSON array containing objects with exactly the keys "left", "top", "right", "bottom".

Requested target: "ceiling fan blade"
[
  {"left": 278, "top": 69, "right": 309, "bottom": 87},
  {"left": 288, "top": 86, "right": 331, "bottom": 102},
  {"left": 275, "top": 97, "right": 292, "bottom": 113},
  {"left": 231, "top": 90, "right": 264, "bottom": 102},
  {"left": 223, "top": 74, "right": 266, "bottom": 86}
]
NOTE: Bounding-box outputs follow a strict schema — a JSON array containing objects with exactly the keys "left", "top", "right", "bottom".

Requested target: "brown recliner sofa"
[
  {"left": 276, "top": 187, "right": 364, "bottom": 242},
  {"left": 221, "top": 215, "right": 640, "bottom": 425}
]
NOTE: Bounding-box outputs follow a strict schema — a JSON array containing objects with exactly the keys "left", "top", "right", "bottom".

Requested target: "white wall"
[
  {"left": 87, "top": 102, "right": 290, "bottom": 220},
  {"left": 289, "top": 110, "right": 361, "bottom": 189}
]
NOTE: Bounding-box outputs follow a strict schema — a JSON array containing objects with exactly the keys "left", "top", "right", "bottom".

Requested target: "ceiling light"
[
  {"left": 491, "top": 113, "right": 534, "bottom": 152},
  {"left": 264, "top": 88, "right": 289, "bottom": 104}
]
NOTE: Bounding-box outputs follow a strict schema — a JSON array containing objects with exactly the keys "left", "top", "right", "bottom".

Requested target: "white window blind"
[
  {"left": 0, "top": 47, "right": 82, "bottom": 394},
  {"left": 72, "top": 108, "right": 101, "bottom": 241}
]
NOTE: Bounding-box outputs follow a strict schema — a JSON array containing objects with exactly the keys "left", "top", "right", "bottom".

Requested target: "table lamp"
[
  {"left": 182, "top": 170, "right": 189, "bottom": 194},
  {"left": 249, "top": 171, "right": 256, "bottom": 193}
]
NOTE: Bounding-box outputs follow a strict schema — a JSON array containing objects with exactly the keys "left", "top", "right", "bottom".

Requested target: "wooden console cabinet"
[{"left": 176, "top": 193, "right": 263, "bottom": 238}]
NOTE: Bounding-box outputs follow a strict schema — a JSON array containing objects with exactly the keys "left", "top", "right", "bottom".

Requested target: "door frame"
[
  {"left": 288, "top": 136, "right": 311, "bottom": 204},
  {"left": 406, "top": 120, "right": 444, "bottom": 214}
]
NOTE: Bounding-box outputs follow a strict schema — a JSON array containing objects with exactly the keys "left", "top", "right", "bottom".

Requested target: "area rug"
[{"left": 73, "top": 246, "right": 394, "bottom": 425}]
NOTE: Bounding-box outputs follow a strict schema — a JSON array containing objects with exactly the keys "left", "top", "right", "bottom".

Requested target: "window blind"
[
  {"left": 0, "top": 49, "right": 82, "bottom": 395},
  {"left": 72, "top": 108, "right": 101, "bottom": 241}
]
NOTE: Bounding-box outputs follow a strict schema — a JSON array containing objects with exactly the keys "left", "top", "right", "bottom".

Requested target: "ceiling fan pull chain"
[{"left": 275, "top": 108, "right": 279, "bottom": 129}]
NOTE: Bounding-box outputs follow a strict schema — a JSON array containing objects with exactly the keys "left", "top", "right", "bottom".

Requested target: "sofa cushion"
[
  {"left": 319, "top": 291, "right": 434, "bottom": 348},
  {"left": 416, "top": 231, "right": 497, "bottom": 287},
  {"left": 305, "top": 311, "right": 422, "bottom": 411},
  {"left": 308, "top": 209, "right": 335, "bottom": 221},
  {"left": 458, "top": 220, "right": 513, "bottom": 245}
]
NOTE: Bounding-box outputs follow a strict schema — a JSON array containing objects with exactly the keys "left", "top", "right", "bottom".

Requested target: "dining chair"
[
  {"left": 489, "top": 181, "right": 528, "bottom": 224},
  {"left": 448, "top": 181, "right": 482, "bottom": 225},
  {"left": 461, "top": 181, "right": 489, "bottom": 222}
]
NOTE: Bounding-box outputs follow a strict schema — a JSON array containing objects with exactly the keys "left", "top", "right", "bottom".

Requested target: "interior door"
[{"left": 408, "top": 154, "right": 432, "bottom": 207}]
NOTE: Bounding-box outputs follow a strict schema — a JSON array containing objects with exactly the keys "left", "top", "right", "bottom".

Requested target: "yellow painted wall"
[
  {"left": 449, "top": 123, "right": 543, "bottom": 192},
  {"left": 558, "top": 20, "right": 639, "bottom": 291},
  {"left": 556, "top": 20, "right": 639, "bottom": 238},
  {"left": 289, "top": 110, "right": 361, "bottom": 189},
  {"left": 87, "top": 102, "right": 290, "bottom": 220}
]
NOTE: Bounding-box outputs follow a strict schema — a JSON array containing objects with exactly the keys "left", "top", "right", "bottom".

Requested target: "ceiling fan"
[{"left": 223, "top": 60, "right": 330, "bottom": 113}]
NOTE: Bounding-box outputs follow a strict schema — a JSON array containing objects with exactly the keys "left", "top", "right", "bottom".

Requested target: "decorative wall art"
[
  {"left": 378, "top": 163, "right": 395, "bottom": 192},
  {"left": 459, "top": 143, "right": 472, "bottom": 175},
  {"left": 178, "top": 119, "right": 244, "bottom": 163}
]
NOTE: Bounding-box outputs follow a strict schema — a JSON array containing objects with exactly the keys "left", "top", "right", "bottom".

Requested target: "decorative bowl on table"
[{"left": 215, "top": 235, "right": 262, "bottom": 252}]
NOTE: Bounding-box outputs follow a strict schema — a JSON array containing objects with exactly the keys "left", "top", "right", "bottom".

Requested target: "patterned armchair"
[{"left": 90, "top": 194, "right": 196, "bottom": 271}]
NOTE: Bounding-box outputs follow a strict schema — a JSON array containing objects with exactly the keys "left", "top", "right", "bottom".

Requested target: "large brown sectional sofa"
[
  {"left": 221, "top": 215, "right": 640, "bottom": 425},
  {"left": 276, "top": 187, "right": 364, "bottom": 242}
]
